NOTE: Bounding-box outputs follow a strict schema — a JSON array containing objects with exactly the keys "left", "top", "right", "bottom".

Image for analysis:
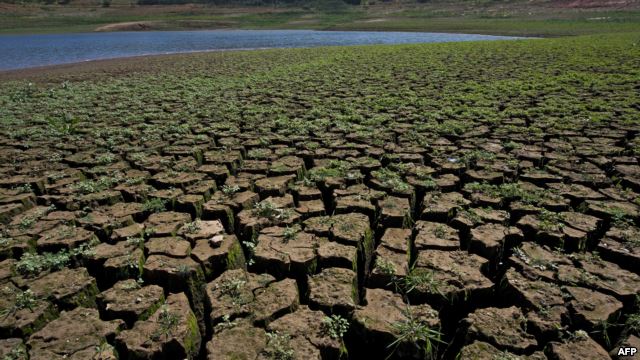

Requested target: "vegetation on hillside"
[{"left": 0, "top": 0, "right": 638, "bottom": 35}]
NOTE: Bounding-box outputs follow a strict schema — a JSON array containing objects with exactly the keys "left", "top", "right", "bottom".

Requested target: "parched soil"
[{"left": 0, "top": 32, "right": 639, "bottom": 359}]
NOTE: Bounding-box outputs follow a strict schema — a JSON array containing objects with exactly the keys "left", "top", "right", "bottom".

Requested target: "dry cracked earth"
[
  {"left": 0, "top": 119, "right": 639, "bottom": 360},
  {"left": 0, "top": 40, "right": 639, "bottom": 360}
]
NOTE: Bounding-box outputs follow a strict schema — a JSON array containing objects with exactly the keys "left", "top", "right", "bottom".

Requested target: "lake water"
[{"left": 0, "top": 29, "right": 520, "bottom": 71}]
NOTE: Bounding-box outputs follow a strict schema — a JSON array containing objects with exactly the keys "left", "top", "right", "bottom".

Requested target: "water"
[{"left": 0, "top": 29, "right": 520, "bottom": 71}]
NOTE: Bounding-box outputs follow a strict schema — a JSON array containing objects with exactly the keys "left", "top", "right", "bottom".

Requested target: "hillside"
[{"left": 0, "top": 0, "right": 639, "bottom": 35}]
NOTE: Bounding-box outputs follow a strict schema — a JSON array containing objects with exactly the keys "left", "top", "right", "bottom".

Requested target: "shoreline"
[
  {"left": 0, "top": 31, "right": 530, "bottom": 79},
  {"left": 0, "top": 46, "right": 268, "bottom": 74},
  {"left": 0, "top": 26, "right": 546, "bottom": 37},
  {"left": 0, "top": 51, "right": 202, "bottom": 82}
]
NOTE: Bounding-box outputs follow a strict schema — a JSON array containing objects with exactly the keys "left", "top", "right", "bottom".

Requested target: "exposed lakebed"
[
  {"left": 0, "top": 29, "right": 521, "bottom": 70},
  {"left": 0, "top": 32, "right": 639, "bottom": 360}
]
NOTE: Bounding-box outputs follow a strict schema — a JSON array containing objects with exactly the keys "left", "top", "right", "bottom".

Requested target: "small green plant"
[
  {"left": 74, "top": 177, "right": 119, "bottom": 194},
  {"left": 247, "top": 148, "right": 271, "bottom": 159},
  {"left": 283, "top": 225, "right": 301, "bottom": 242},
  {"left": 242, "top": 240, "right": 257, "bottom": 266},
  {"left": 610, "top": 207, "right": 634, "bottom": 228},
  {"left": 46, "top": 113, "right": 80, "bottom": 136},
  {"left": 626, "top": 311, "right": 640, "bottom": 333},
  {"left": 182, "top": 221, "right": 200, "bottom": 234},
  {"left": 502, "top": 141, "right": 521, "bottom": 151},
  {"left": 94, "top": 342, "right": 113, "bottom": 357},
  {"left": 143, "top": 198, "right": 166, "bottom": 213},
  {"left": 0, "top": 233, "right": 9, "bottom": 248},
  {"left": 214, "top": 314, "right": 237, "bottom": 332},
  {"left": 512, "top": 247, "right": 558, "bottom": 272},
  {"left": 18, "top": 217, "right": 35, "bottom": 230},
  {"left": 17, "top": 205, "right": 56, "bottom": 230},
  {"left": 299, "top": 177, "right": 315, "bottom": 187},
  {"left": 465, "top": 181, "right": 556, "bottom": 207},
  {"left": 254, "top": 201, "right": 292, "bottom": 221},
  {"left": 221, "top": 184, "right": 240, "bottom": 196},
  {"left": 372, "top": 168, "right": 411, "bottom": 192},
  {"left": 388, "top": 307, "right": 444, "bottom": 360},
  {"left": 433, "top": 225, "right": 447, "bottom": 239},
  {"left": 322, "top": 315, "right": 349, "bottom": 340},
  {"left": 2, "top": 346, "right": 27, "bottom": 360},
  {"left": 264, "top": 332, "right": 294, "bottom": 360},
  {"left": 431, "top": 119, "right": 470, "bottom": 136},
  {"left": 459, "top": 208, "right": 482, "bottom": 225},
  {"left": 129, "top": 152, "right": 148, "bottom": 162},
  {"left": 121, "top": 279, "right": 142, "bottom": 291},
  {"left": 96, "top": 153, "right": 116, "bottom": 165},
  {"left": 125, "top": 177, "right": 145, "bottom": 185},
  {"left": 151, "top": 305, "right": 179, "bottom": 341},
  {"left": 491, "top": 351, "right": 522, "bottom": 360},
  {"left": 13, "top": 289, "right": 37, "bottom": 310},
  {"left": 254, "top": 200, "right": 277, "bottom": 217},
  {"left": 144, "top": 227, "right": 157, "bottom": 237},
  {"left": 218, "top": 277, "right": 247, "bottom": 304},
  {"left": 258, "top": 137, "right": 271, "bottom": 146},
  {"left": 12, "top": 183, "right": 32, "bottom": 194},
  {"left": 339, "top": 222, "right": 356, "bottom": 232},
  {"left": 124, "top": 253, "right": 141, "bottom": 273},
  {"left": 402, "top": 212, "right": 414, "bottom": 229},
  {"left": 10, "top": 82, "right": 36, "bottom": 102},
  {"left": 460, "top": 149, "right": 495, "bottom": 167},
  {"left": 15, "top": 240, "right": 96, "bottom": 277},
  {"left": 403, "top": 268, "right": 442, "bottom": 296},
  {"left": 174, "top": 264, "right": 191, "bottom": 277},
  {"left": 126, "top": 236, "right": 145, "bottom": 248},
  {"left": 538, "top": 209, "right": 565, "bottom": 232},
  {"left": 48, "top": 152, "right": 64, "bottom": 163},
  {"left": 0, "top": 288, "right": 38, "bottom": 318},
  {"left": 307, "top": 160, "right": 355, "bottom": 182},
  {"left": 15, "top": 251, "right": 70, "bottom": 277},
  {"left": 570, "top": 329, "right": 590, "bottom": 341},
  {"left": 416, "top": 176, "right": 438, "bottom": 190},
  {"left": 375, "top": 257, "right": 397, "bottom": 277},
  {"left": 594, "top": 318, "right": 613, "bottom": 347}
]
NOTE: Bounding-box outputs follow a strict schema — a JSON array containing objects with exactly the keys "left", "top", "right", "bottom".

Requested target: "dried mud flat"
[{"left": 0, "top": 33, "right": 639, "bottom": 360}]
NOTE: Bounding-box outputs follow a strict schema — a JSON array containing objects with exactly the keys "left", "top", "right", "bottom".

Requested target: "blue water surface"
[{"left": 0, "top": 29, "right": 521, "bottom": 70}]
